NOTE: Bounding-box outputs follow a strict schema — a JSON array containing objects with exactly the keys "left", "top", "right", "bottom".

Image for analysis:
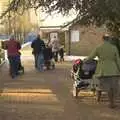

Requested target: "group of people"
[
  {"left": 31, "top": 34, "right": 64, "bottom": 71},
  {"left": 2, "top": 33, "right": 64, "bottom": 78},
  {"left": 2, "top": 32, "right": 120, "bottom": 108}
]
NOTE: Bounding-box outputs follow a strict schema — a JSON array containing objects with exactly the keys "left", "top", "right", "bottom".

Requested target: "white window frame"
[{"left": 71, "top": 30, "right": 80, "bottom": 42}]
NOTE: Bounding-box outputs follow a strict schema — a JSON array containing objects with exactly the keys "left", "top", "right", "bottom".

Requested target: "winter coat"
[
  {"left": 86, "top": 41, "right": 120, "bottom": 77},
  {"left": 6, "top": 40, "right": 21, "bottom": 56},
  {"left": 31, "top": 38, "right": 45, "bottom": 54}
]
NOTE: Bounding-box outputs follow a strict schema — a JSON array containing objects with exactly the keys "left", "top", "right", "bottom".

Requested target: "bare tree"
[{"left": 1, "top": 0, "right": 120, "bottom": 35}]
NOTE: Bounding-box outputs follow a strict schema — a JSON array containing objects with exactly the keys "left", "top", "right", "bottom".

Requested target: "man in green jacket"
[{"left": 86, "top": 34, "right": 120, "bottom": 108}]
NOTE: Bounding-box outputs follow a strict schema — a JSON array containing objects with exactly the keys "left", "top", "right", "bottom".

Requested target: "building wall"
[
  {"left": 65, "top": 30, "right": 70, "bottom": 55},
  {"left": 65, "top": 24, "right": 106, "bottom": 56}
]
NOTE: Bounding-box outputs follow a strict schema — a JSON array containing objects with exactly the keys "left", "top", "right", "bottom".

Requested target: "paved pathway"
[{"left": 0, "top": 45, "right": 120, "bottom": 120}]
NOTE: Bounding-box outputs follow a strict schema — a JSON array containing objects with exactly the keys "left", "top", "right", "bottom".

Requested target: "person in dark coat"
[{"left": 31, "top": 34, "right": 45, "bottom": 70}]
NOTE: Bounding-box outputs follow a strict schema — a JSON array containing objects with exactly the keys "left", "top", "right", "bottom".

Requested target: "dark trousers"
[
  {"left": 34, "top": 53, "right": 39, "bottom": 68},
  {"left": 60, "top": 55, "right": 64, "bottom": 62},
  {"left": 8, "top": 55, "right": 19, "bottom": 77}
]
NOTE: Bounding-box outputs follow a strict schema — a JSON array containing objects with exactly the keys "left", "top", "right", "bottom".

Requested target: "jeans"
[
  {"left": 34, "top": 54, "right": 39, "bottom": 68},
  {"left": 37, "top": 53, "right": 44, "bottom": 71},
  {"left": 8, "top": 55, "right": 19, "bottom": 78}
]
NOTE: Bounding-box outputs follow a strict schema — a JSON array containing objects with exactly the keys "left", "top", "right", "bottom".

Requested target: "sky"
[
  {"left": 39, "top": 10, "right": 78, "bottom": 26},
  {"left": 0, "top": 1, "right": 77, "bottom": 27}
]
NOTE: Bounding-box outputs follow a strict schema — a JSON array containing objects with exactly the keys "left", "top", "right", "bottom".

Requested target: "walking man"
[
  {"left": 31, "top": 34, "right": 45, "bottom": 71},
  {"left": 5, "top": 34, "right": 21, "bottom": 78}
]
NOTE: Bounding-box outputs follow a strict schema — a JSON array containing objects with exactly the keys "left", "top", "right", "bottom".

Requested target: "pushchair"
[
  {"left": 71, "top": 58, "right": 97, "bottom": 98},
  {"left": 43, "top": 46, "right": 55, "bottom": 70},
  {"left": 17, "top": 53, "right": 24, "bottom": 74},
  {"left": 71, "top": 59, "right": 81, "bottom": 79}
]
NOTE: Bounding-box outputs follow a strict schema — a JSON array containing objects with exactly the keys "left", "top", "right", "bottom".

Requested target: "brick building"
[
  {"left": 39, "top": 18, "right": 107, "bottom": 56},
  {"left": 62, "top": 20, "right": 106, "bottom": 56}
]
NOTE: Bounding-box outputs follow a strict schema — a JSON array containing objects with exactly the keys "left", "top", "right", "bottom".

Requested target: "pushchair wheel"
[
  {"left": 46, "top": 63, "right": 50, "bottom": 70},
  {"left": 72, "top": 84, "right": 79, "bottom": 98},
  {"left": 22, "top": 66, "right": 24, "bottom": 74},
  {"left": 19, "top": 66, "right": 24, "bottom": 74}
]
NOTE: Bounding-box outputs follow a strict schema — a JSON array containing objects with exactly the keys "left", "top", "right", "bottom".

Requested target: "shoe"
[{"left": 11, "top": 75, "right": 17, "bottom": 79}]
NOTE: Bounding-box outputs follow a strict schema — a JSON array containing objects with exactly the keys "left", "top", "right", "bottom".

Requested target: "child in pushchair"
[
  {"left": 71, "top": 58, "right": 97, "bottom": 97},
  {"left": 43, "top": 45, "right": 55, "bottom": 70},
  {"left": 71, "top": 59, "right": 81, "bottom": 78}
]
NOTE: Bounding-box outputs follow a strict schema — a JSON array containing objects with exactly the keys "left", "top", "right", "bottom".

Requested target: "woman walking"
[{"left": 85, "top": 34, "right": 120, "bottom": 108}]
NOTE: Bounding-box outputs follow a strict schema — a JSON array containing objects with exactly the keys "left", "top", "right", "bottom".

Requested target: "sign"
[{"left": 71, "top": 30, "right": 80, "bottom": 42}]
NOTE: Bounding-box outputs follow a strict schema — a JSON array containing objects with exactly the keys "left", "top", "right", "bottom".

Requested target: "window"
[{"left": 71, "top": 30, "right": 80, "bottom": 42}]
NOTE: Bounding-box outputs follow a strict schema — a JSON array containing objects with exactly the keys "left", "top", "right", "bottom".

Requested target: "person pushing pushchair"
[
  {"left": 85, "top": 34, "right": 120, "bottom": 108},
  {"left": 31, "top": 34, "right": 45, "bottom": 71},
  {"left": 3, "top": 34, "right": 23, "bottom": 78}
]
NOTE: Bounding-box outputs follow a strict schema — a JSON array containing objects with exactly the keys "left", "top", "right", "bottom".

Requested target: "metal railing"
[
  {"left": 0, "top": 40, "right": 7, "bottom": 66},
  {"left": 0, "top": 49, "right": 5, "bottom": 66}
]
